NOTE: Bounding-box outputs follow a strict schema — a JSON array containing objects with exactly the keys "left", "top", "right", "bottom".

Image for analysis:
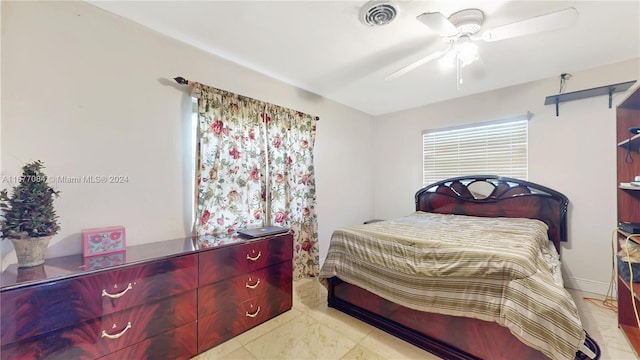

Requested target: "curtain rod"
[{"left": 174, "top": 76, "right": 320, "bottom": 121}]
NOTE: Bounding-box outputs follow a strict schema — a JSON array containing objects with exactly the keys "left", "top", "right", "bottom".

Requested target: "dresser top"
[{"left": 0, "top": 233, "right": 275, "bottom": 290}]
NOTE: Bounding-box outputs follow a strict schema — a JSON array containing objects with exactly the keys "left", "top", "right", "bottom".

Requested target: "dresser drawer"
[
  {"left": 99, "top": 321, "right": 196, "bottom": 360},
  {"left": 1, "top": 254, "right": 197, "bottom": 347},
  {"left": 235, "top": 290, "right": 292, "bottom": 329},
  {"left": 198, "top": 261, "right": 292, "bottom": 318},
  {"left": 199, "top": 234, "right": 293, "bottom": 286},
  {"left": 197, "top": 290, "right": 292, "bottom": 352},
  {"left": 0, "top": 290, "right": 196, "bottom": 360}
]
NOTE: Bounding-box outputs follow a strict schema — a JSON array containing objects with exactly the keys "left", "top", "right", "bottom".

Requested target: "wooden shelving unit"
[
  {"left": 617, "top": 84, "right": 640, "bottom": 357},
  {"left": 618, "top": 274, "right": 640, "bottom": 355},
  {"left": 619, "top": 230, "right": 640, "bottom": 243},
  {"left": 620, "top": 324, "right": 640, "bottom": 353},
  {"left": 618, "top": 133, "right": 640, "bottom": 149}
]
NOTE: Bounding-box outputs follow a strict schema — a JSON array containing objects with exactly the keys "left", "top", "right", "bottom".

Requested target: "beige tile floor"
[{"left": 194, "top": 279, "right": 637, "bottom": 360}]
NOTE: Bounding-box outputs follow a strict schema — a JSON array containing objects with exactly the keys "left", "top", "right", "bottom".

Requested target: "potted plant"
[{"left": 1, "top": 160, "right": 60, "bottom": 267}]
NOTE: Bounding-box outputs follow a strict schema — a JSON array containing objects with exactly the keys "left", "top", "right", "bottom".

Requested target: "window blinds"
[{"left": 422, "top": 118, "right": 528, "bottom": 185}]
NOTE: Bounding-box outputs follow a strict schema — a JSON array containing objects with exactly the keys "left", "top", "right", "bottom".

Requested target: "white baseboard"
[{"left": 564, "top": 276, "right": 613, "bottom": 296}]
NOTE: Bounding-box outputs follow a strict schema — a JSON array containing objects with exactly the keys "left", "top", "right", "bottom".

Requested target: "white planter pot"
[{"left": 10, "top": 236, "right": 52, "bottom": 268}]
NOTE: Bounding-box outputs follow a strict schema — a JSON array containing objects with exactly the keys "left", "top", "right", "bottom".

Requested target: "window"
[
  {"left": 190, "top": 97, "right": 199, "bottom": 232},
  {"left": 422, "top": 115, "right": 529, "bottom": 185}
]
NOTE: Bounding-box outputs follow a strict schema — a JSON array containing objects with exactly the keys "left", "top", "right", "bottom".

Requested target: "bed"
[{"left": 319, "top": 175, "right": 600, "bottom": 360}]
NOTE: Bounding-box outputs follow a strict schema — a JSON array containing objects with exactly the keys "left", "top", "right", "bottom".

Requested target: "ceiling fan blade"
[
  {"left": 482, "top": 7, "right": 578, "bottom": 42},
  {"left": 385, "top": 48, "right": 449, "bottom": 81},
  {"left": 417, "top": 12, "right": 459, "bottom": 37}
]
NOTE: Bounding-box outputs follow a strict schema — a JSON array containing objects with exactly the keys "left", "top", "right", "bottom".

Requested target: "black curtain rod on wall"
[{"left": 173, "top": 76, "right": 319, "bottom": 121}]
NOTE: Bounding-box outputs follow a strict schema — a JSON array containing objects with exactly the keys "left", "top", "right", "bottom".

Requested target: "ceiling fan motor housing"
[{"left": 448, "top": 9, "right": 484, "bottom": 36}]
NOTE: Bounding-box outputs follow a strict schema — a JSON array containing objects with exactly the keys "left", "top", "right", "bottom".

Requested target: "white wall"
[
  {"left": 373, "top": 58, "right": 640, "bottom": 294},
  {"left": 0, "top": 1, "right": 375, "bottom": 269}
]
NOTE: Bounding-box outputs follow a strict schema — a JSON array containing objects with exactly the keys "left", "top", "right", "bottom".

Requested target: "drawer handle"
[
  {"left": 101, "top": 322, "right": 132, "bottom": 339},
  {"left": 246, "top": 251, "right": 262, "bottom": 261},
  {"left": 246, "top": 278, "right": 261, "bottom": 289},
  {"left": 245, "top": 306, "right": 261, "bottom": 318},
  {"left": 102, "top": 283, "right": 133, "bottom": 299}
]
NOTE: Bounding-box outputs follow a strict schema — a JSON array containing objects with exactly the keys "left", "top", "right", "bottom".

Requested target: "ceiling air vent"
[{"left": 360, "top": 0, "right": 398, "bottom": 27}]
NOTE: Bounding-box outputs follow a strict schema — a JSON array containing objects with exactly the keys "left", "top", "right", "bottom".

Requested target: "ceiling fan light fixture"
[
  {"left": 359, "top": 0, "right": 399, "bottom": 27},
  {"left": 456, "top": 39, "right": 479, "bottom": 66}
]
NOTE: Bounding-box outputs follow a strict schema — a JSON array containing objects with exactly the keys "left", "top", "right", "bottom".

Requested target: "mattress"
[{"left": 319, "top": 211, "right": 584, "bottom": 360}]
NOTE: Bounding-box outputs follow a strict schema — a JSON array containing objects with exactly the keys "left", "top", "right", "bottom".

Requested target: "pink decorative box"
[{"left": 82, "top": 226, "right": 126, "bottom": 257}]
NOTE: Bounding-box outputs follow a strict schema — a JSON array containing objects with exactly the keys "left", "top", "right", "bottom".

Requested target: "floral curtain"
[
  {"left": 192, "top": 84, "right": 266, "bottom": 236},
  {"left": 264, "top": 105, "right": 319, "bottom": 278},
  {"left": 191, "top": 83, "right": 319, "bottom": 279}
]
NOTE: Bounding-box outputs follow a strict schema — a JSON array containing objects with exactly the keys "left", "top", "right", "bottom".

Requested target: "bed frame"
[{"left": 326, "top": 175, "right": 599, "bottom": 360}]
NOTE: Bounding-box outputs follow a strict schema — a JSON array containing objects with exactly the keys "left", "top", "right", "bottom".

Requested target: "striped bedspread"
[{"left": 319, "top": 212, "right": 584, "bottom": 360}]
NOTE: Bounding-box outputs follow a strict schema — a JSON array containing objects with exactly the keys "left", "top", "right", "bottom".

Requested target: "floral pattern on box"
[{"left": 82, "top": 226, "right": 126, "bottom": 257}]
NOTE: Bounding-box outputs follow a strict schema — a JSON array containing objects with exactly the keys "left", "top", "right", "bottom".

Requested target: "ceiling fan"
[{"left": 385, "top": 7, "right": 579, "bottom": 82}]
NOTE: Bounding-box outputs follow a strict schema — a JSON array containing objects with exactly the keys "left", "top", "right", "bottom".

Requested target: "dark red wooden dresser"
[{"left": 0, "top": 233, "right": 293, "bottom": 359}]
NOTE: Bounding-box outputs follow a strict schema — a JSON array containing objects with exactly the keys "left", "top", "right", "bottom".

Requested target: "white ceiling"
[{"left": 87, "top": 1, "right": 640, "bottom": 116}]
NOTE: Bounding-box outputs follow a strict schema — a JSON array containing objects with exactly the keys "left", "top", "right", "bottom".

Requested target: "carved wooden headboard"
[{"left": 415, "top": 175, "right": 569, "bottom": 253}]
